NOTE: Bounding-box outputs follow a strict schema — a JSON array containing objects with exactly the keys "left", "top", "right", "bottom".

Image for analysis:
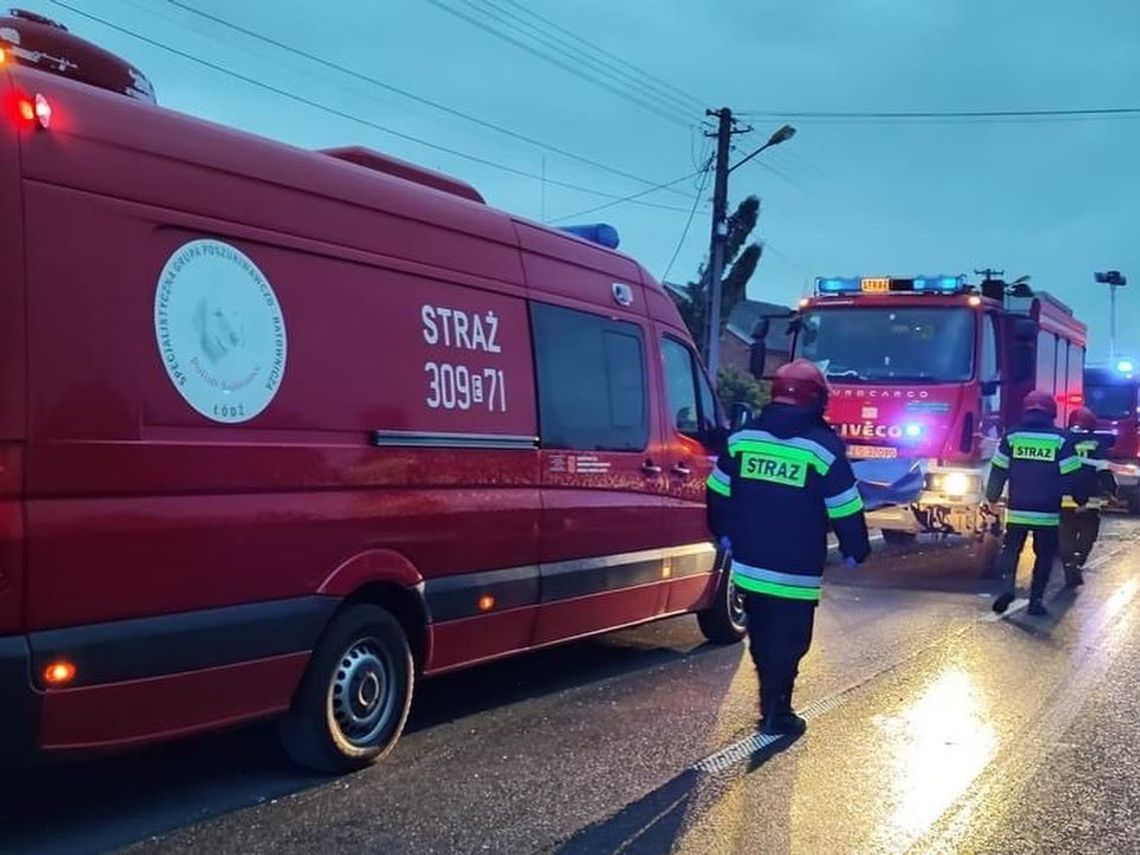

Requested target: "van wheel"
[
  {"left": 279, "top": 604, "right": 413, "bottom": 774},
  {"left": 698, "top": 570, "right": 747, "bottom": 644}
]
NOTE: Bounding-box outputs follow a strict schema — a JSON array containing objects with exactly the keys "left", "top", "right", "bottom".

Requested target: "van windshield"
[{"left": 797, "top": 307, "right": 975, "bottom": 384}]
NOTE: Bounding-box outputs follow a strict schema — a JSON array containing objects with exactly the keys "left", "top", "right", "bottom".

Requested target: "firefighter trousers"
[
  {"left": 745, "top": 593, "right": 816, "bottom": 716},
  {"left": 1059, "top": 509, "right": 1100, "bottom": 568},
  {"left": 998, "top": 523, "right": 1059, "bottom": 604}
]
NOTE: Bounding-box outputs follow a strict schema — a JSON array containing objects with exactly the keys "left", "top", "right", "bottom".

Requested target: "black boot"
[
  {"left": 1027, "top": 599, "right": 1049, "bottom": 617},
  {"left": 1063, "top": 564, "right": 1080, "bottom": 589},
  {"left": 760, "top": 684, "right": 806, "bottom": 737},
  {"left": 992, "top": 590, "right": 1015, "bottom": 614}
]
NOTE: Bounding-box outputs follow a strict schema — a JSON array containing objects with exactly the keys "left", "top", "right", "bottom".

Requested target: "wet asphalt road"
[{"left": 2, "top": 519, "right": 1139, "bottom": 854}]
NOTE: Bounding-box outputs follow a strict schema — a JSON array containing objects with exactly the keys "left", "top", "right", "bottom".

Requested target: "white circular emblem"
[{"left": 154, "top": 239, "right": 287, "bottom": 423}]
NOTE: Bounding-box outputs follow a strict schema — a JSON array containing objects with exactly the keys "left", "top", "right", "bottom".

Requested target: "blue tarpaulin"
[{"left": 852, "top": 458, "right": 925, "bottom": 510}]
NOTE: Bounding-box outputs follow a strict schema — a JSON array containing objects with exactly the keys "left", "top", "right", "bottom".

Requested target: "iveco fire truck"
[
  {"left": 751, "top": 275, "right": 1087, "bottom": 562},
  {"left": 1085, "top": 360, "right": 1140, "bottom": 514}
]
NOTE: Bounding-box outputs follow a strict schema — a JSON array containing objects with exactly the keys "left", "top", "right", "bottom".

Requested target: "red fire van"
[{"left": 0, "top": 11, "right": 740, "bottom": 772}]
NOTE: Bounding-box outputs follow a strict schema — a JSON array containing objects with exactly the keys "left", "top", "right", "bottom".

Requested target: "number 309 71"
[{"left": 425, "top": 362, "right": 506, "bottom": 413}]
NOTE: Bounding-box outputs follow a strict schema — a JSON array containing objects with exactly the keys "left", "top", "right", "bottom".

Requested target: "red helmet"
[
  {"left": 772, "top": 359, "right": 829, "bottom": 410},
  {"left": 1022, "top": 390, "right": 1058, "bottom": 419},
  {"left": 1068, "top": 406, "right": 1097, "bottom": 432}
]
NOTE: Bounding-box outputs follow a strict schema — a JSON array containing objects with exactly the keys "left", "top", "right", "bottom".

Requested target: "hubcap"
[
  {"left": 328, "top": 638, "right": 396, "bottom": 748},
  {"left": 728, "top": 579, "right": 747, "bottom": 628}
]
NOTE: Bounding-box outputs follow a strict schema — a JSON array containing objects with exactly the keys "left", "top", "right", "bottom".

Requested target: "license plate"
[{"left": 849, "top": 445, "right": 898, "bottom": 459}]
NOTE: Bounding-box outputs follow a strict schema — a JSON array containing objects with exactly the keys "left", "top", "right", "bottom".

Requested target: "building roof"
[{"left": 726, "top": 300, "right": 794, "bottom": 350}]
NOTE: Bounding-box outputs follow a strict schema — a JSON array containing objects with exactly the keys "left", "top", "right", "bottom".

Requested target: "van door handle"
[
  {"left": 670, "top": 464, "right": 692, "bottom": 478},
  {"left": 641, "top": 460, "right": 663, "bottom": 477}
]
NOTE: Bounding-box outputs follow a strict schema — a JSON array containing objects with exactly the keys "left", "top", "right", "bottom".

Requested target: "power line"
[
  {"left": 426, "top": 0, "right": 692, "bottom": 128},
  {"left": 740, "top": 106, "right": 1140, "bottom": 123},
  {"left": 552, "top": 167, "right": 709, "bottom": 222},
  {"left": 163, "top": 0, "right": 694, "bottom": 201},
  {"left": 48, "top": 1, "right": 695, "bottom": 214},
  {"left": 468, "top": 0, "right": 698, "bottom": 118},
  {"left": 496, "top": 0, "right": 707, "bottom": 112},
  {"left": 660, "top": 157, "right": 713, "bottom": 283}
]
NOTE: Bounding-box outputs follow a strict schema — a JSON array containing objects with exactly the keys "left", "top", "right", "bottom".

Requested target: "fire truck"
[
  {"left": 1084, "top": 360, "right": 1140, "bottom": 514},
  {"left": 750, "top": 275, "right": 1087, "bottom": 566}
]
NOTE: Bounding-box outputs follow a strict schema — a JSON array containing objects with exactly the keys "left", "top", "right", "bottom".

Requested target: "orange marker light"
[
  {"left": 43, "top": 660, "right": 76, "bottom": 687},
  {"left": 967, "top": 295, "right": 982, "bottom": 307},
  {"left": 17, "top": 98, "right": 34, "bottom": 123},
  {"left": 477, "top": 594, "right": 495, "bottom": 612},
  {"left": 0, "top": 47, "right": 7, "bottom": 65}
]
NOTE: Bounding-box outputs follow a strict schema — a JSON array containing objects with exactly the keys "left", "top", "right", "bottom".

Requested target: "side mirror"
[
  {"left": 749, "top": 340, "right": 768, "bottom": 379},
  {"left": 731, "top": 403, "right": 753, "bottom": 430},
  {"left": 752, "top": 317, "right": 771, "bottom": 339}
]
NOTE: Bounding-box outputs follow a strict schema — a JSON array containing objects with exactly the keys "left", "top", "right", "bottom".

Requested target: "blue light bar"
[
  {"left": 558, "top": 223, "right": 620, "bottom": 249},
  {"left": 913, "top": 275, "right": 965, "bottom": 293},
  {"left": 816, "top": 277, "right": 861, "bottom": 294}
]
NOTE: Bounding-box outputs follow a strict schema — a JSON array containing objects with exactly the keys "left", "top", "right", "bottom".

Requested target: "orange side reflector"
[
  {"left": 16, "top": 98, "right": 34, "bottom": 123},
  {"left": 477, "top": 594, "right": 495, "bottom": 612},
  {"left": 43, "top": 660, "right": 76, "bottom": 687}
]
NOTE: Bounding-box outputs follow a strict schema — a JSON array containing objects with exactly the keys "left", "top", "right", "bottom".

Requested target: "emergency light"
[
  {"left": 814, "top": 275, "right": 966, "bottom": 296},
  {"left": 558, "top": 223, "right": 620, "bottom": 249},
  {"left": 1116, "top": 358, "right": 1135, "bottom": 375}
]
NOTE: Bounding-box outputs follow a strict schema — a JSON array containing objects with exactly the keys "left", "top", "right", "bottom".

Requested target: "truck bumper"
[{"left": 0, "top": 635, "right": 40, "bottom": 765}]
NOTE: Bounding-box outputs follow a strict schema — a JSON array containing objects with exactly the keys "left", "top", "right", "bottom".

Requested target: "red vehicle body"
[
  {"left": 782, "top": 276, "right": 1087, "bottom": 544},
  {"left": 0, "top": 14, "right": 740, "bottom": 770},
  {"left": 1084, "top": 363, "right": 1140, "bottom": 513}
]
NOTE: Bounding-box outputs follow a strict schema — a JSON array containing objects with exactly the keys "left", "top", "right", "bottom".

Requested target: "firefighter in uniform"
[
  {"left": 988, "top": 390, "right": 1087, "bottom": 616},
  {"left": 1060, "top": 406, "right": 1115, "bottom": 588},
  {"left": 707, "top": 359, "right": 870, "bottom": 736}
]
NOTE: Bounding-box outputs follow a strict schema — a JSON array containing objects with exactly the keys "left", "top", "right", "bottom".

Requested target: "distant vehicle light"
[
  {"left": 904, "top": 423, "right": 924, "bottom": 439},
  {"left": 1116, "top": 358, "right": 1135, "bottom": 374}
]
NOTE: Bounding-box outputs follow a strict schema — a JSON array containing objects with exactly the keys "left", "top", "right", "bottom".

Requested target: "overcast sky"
[{"left": 25, "top": 0, "right": 1140, "bottom": 361}]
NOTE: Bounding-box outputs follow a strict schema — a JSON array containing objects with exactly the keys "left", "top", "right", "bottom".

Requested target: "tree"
[
  {"left": 674, "top": 195, "right": 764, "bottom": 357},
  {"left": 716, "top": 365, "right": 769, "bottom": 415}
]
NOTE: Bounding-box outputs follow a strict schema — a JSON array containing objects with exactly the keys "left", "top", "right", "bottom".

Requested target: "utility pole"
[
  {"left": 704, "top": 107, "right": 740, "bottom": 380},
  {"left": 702, "top": 112, "right": 795, "bottom": 379}
]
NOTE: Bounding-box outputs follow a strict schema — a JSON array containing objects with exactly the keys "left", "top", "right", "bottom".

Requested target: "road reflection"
[{"left": 873, "top": 665, "right": 996, "bottom": 844}]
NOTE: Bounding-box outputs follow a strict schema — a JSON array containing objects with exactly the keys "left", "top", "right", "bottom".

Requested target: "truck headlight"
[
  {"left": 941, "top": 471, "right": 971, "bottom": 497},
  {"left": 926, "top": 471, "right": 977, "bottom": 496}
]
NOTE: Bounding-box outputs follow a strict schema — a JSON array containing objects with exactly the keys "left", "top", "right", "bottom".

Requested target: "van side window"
[
  {"left": 1036, "top": 330, "right": 1057, "bottom": 393},
  {"left": 531, "top": 303, "right": 649, "bottom": 451},
  {"left": 662, "top": 337, "right": 720, "bottom": 443}
]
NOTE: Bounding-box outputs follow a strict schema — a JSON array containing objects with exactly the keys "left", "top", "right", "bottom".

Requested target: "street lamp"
[
  {"left": 1094, "top": 270, "right": 1128, "bottom": 360},
  {"left": 704, "top": 123, "right": 797, "bottom": 380}
]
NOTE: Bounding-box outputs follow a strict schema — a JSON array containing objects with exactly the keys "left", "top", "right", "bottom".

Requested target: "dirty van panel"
[
  {"left": 514, "top": 222, "right": 647, "bottom": 314},
  {"left": 20, "top": 184, "right": 543, "bottom": 629}
]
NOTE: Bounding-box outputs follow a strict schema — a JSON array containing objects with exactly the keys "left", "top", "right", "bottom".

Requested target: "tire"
[
  {"left": 697, "top": 566, "right": 747, "bottom": 645},
  {"left": 279, "top": 604, "right": 414, "bottom": 774},
  {"left": 880, "top": 529, "right": 917, "bottom": 546}
]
